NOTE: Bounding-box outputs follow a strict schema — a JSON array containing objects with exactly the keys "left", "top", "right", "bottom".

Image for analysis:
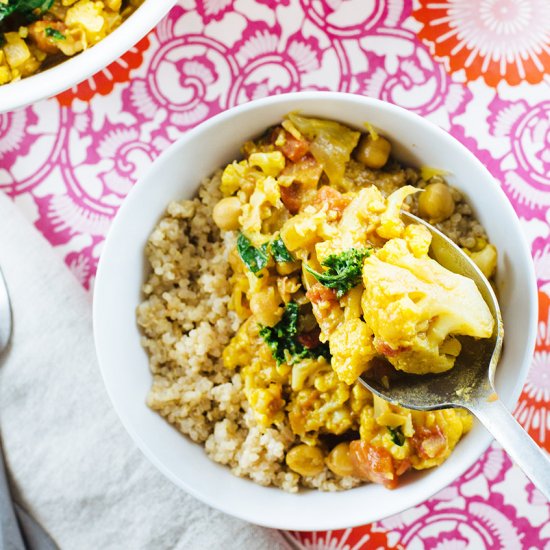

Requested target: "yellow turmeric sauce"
[{"left": 214, "top": 114, "right": 495, "bottom": 488}]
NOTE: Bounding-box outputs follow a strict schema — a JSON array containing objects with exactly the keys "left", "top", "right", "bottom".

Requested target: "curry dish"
[
  {"left": 0, "top": 0, "right": 142, "bottom": 85},
  {"left": 138, "top": 115, "right": 498, "bottom": 491}
]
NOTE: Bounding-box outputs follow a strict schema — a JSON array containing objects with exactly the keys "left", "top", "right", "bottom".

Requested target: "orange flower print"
[
  {"left": 413, "top": 0, "right": 550, "bottom": 87},
  {"left": 515, "top": 290, "right": 550, "bottom": 451},
  {"left": 56, "top": 35, "right": 150, "bottom": 106},
  {"left": 289, "top": 525, "right": 401, "bottom": 549}
]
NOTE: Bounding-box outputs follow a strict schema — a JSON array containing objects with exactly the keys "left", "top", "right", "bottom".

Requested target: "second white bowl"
[{"left": 0, "top": 1, "right": 177, "bottom": 113}]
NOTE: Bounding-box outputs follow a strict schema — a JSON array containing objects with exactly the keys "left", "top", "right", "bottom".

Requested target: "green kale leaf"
[
  {"left": 237, "top": 233, "right": 269, "bottom": 275},
  {"left": 388, "top": 426, "right": 405, "bottom": 446},
  {"left": 45, "top": 26, "right": 65, "bottom": 40},
  {"left": 259, "top": 301, "right": 330, "bottom": 366},
  {"left": 0, "top": 0, "right": 54, "bottom": 23},
  {"left": 237, "top": 233, "right": 294, "bottom": 276},
  {"left": 305, "top": 248, "right": 370, "bottom": 298},
  {"left": 269, "top": 236, "right": 294, "bottom": 263}
]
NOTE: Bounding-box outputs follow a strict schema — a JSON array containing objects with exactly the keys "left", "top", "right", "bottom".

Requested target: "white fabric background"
[{"left": 0, "top": 192, "right": 290, "bottom": 550}]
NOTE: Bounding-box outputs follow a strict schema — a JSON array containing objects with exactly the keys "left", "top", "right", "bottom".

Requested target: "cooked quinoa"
[
  {"left": 137, "top": 174, "right": 361, "bottom": 491},
  {"left": 137, "top": 117, "right": 496, "bottom": 492}
]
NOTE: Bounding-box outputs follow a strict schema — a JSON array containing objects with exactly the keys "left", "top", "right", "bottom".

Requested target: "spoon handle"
[{"left": 471, "top": 398, "right": 550, "bottom": 500}]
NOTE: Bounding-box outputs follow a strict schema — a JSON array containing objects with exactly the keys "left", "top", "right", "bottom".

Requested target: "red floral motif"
[
  {"left": 56, "top": 36, "right": 150, "bottom": 107},
  {"left": 413, "top": 0, "right": 550, "bottom": 87},
  {"left": 290, "top": 525, "right": 401, "bottom": 549},
  {"left": 515, "top": 291, "right": 550, "bottom": 451}
]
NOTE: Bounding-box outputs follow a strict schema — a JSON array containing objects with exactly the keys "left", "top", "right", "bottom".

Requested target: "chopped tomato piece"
[
  {"left": 395, "top": 458, "right": 412, "bottom": 476},
  {"left": 281, "top": 154, "right": 322, "bottom": 189},
  {"left": 314, "top": 186, "right": 351, "bottom": 220},
  {"left": 349, "top": 441, "right": 401, "bottom": 489},
  {"left": 412, "top": 425, "right": 447, "bottom": 459},
  {"left": 297, "top": 327, "right": 322, "bottom": 349},
  {"left": 280, "top": 182, "right": 302, "bottom": 214},
  {"left": 28, "top": 21, "right": 67, "bottom": 54},
  {"left": 279, "top": 131, "right": 310, "bottom": 162},
  {"left": 306, "top": 282, "right": 338, "bottom": 304}
]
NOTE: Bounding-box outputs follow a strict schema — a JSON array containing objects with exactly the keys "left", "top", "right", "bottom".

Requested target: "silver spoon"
[
  {"left": 359, "top": 211, "right": 550, "bottom": 500},
  {"left": 0, "top": 267, "right": 58, "bottom": 550}
]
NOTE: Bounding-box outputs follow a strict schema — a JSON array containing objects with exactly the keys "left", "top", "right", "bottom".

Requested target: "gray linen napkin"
[
  {"left": 0, "top": 441, "right": 26, "bottom": 549},
  {"left": 0, "top": 192, "right": 291, "bottom": 550}
]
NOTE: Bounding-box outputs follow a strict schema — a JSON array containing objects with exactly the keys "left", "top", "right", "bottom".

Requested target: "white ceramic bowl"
[
  {"left": 93, "top": 92, "right": 537, "bottom": 531},
  {"left": 0, "top": 1, "right": 176, "bottom": 113}
]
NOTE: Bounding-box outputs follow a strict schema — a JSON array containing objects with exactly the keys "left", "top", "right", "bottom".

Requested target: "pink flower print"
[
  {"left": 0, "top": 109, "right": 30, "bottom": 161},
  {"left": 357, "top": 31, "right": 470, "bottom": 121},
  {"left": 228, "top": 23, "right": 323, "bottom": 105},
  {"left": 527, "top": 484, "right": 548, "bottom": 506},
  {"left": 488, "top": 99, "right": 530, "bottom": 138},
  {"left": 429, "top": 532, "right": 469, "bottom": 550},
  {"left": 0, "top": 106, "right": 56, "bottom": 195},
  {"left": 65, "top": 237, "right": 101, "bottom": 290},
  {"left": 457, "top": 445, "right": 507, "bottom": 490},
  {"left": 481, "top": 446, "right": 508, "bottom": 482},
  {"left": 382, "top": 496, "right": 540, "bottom": 550},
  {"left": 95, "top": 126, "right": 157, "bottom": 197},
  {"left": 0, "top": 109, "right": 30, "bottom": 193},
  {"left": 533, "top": 117, "right": 550, "bottom": 177},
  {"left": 196, "top": 0, "right": 235, "bottom": 23},
  {"left": 125, "top": 8, "right": 232, "bottom": 137},
  {"left": 169, "top": 56, "right": 219, "bottom": 128},
  {"left": 32, "top": 108, "right": 156, "bottom": 248},
  {"left": 488, "top": 98, "right": 550, "bottom": 213},
  {"left": 128, "top": 51, "right": 223, "bottom": 134},
  {"left": 257, "top": 0, "right": 290, "bottom": 7},
  {"left": 300, "top": 0, "right": 405, "bottom": 38}
]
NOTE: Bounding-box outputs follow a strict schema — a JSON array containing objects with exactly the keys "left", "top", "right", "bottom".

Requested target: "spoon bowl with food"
[{"left": 360, "top": 211, "right": 550, "bottom": 499}]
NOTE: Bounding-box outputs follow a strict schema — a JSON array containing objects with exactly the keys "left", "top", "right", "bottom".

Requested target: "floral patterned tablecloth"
[{"left": 1, "top": 1, "right": 549, "bottom": 548}]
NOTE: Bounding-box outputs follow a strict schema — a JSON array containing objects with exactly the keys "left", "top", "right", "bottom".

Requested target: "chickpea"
[
  {"left": 250, "top": 287, "right": 283, "bottom": 326},
  {"left": 354, "top": 134, "right": 392, "bottom": 169},
  {"left": 212, "top": 196, "right": 242, "bottom": 231},
  {"left": 418, "top": 182, "right": 455, "bottom": 222},
  {"left": 326, "top": 442, "right": 355, "bottom": 477},
  {"left": 286, "top": 444, "right": 325, "bottom": 477}
]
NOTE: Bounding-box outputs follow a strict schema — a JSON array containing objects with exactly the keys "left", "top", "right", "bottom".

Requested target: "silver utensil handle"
[{"left": 472, "top": 398, "right": 550, "bottom": 501}]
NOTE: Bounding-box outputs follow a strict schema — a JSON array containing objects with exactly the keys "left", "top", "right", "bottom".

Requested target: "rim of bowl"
[
  {"left": 0, "top": 1, "right": 177, "bottom": 113},
  {"left": 93, "top": 91, "right": 538, "bottom": 530}
]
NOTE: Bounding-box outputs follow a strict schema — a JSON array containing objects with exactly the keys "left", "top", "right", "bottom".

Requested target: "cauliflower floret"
[
  {"left": 361, "top": 232, "right": 494, "bottom": 374},
  {"left": 240, "top": 175, "right": 282, "bottom": 233},
  {"left": 315, "top": 185, "right": 386, "bottom": 261},
  {"left": 376, "top": 185, "right": 419, "bottom": 240},
  {"left": 248, "top": 151, "right": 286, "bottom": 177},
  {"left": 291, "top": 357, "right": 326, "bottom": 391},
  {"left": 329, "top": 318, "right": 377, "bottom": 384},
  {"left": 65, "top": 0, "right": 107, "bottom": 44},
  {"left": 221, "top": 161, "right": 248, "bottom": 195},
  {"left": 280, "top": 209, "right": 327, "bottom": 251},
  {"left": 403, "top": 223, "right": 431, "bottom": 258}
]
